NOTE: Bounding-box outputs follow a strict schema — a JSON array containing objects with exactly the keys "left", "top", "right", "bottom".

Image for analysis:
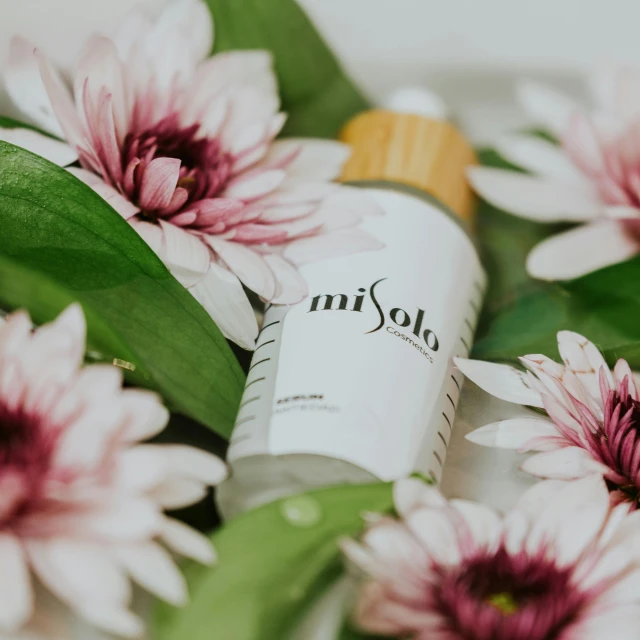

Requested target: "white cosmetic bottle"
[{"left": 218, "top": 90, "right": 485, "bottom": 518}]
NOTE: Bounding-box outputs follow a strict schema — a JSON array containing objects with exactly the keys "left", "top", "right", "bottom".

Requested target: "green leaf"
[
  {"left": 472, "top": 146, "right": 640, "bottom": 367},
  {"left": 339, "top": 624, "right": 389, "bottom": 640},
  {"left": 0, "top": 142, "right": 244, "bottom": 438},
  {"left": 153, "top": 482, "right": 393, "bottom": 640},
  {"left": 205, "top": 0, "right": 369, "bottom": 138},
  {"left": 474, "top": 256, "right": 640, "bottom": 367}
]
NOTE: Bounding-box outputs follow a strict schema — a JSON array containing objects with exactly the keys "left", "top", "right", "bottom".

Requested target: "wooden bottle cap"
[{"left": 339, "top": 109, "right": 477, "bottom": 222}]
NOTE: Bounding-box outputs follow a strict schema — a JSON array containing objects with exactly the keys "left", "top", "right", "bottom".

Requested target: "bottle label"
[{"left": 227, "top": 187, "right": 485, "bottom": 483}]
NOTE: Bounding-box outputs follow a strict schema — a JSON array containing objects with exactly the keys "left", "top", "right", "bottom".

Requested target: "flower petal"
[
  {"left": 67, "top": 168, "right": 139, "bottom": 219},
  {"left": 526, "top": 220, "right": 639, "bottom": 280},
  {"left": 115, "top": 542, "right": 187, "bottom": 606},
  {"left": 157, "top": 221, "right": 210, "bottom": 287},
  {"left": 5, "top": 36, "right": 64, "bottom": 137},
  {"left": 465, "top": 418, "right": 559, "bottom": 450},
  {"left": 562, "top": 112, "right": 606, "bottom": 176},
  {"left": 207, "top": 237, "right": 276, "bottom": 299},
  {"left": 453, "top": 358, "right": 543, "bottom": 407},
  {"left": 467, "top": 166, "right": 601, "bottom": 222},
  {"left": 224, "top": 169, "right": 286, "bottom": 201},
  {"left": 495, "top": 134, "right": 587, "bottom": 183},
  {"left": 27, "top": 540, "right": 131, "bottom": 612},
  {"left": 0, "top": 535, "right": 32, "bottom": 631},
  {"left": 516, "top": 80, "right": 581, "bottom": 137},
  {"left": 521, "top": 446, "right": 609, "bottom": 479},
  {"left": 35, "top": 50, "right": 86, "bottom": 150},
  {"left": 265, "top": 139, "right": 351, "bottom": 180},
  {"left": 156, "top": 444, "right": 227, "bottom": 485},
  {"left": 139, "top": 158, "right": 181, "bottom": 212},
  {"left": 557, "top": 330, "right": 613, "bottom": 403},
  {"left": 161, "top": 517, "right": 216, "bottom": 564},
  {"left": 263, "top": 254, "right": 308, "bottom": 304},
  {"left": 284, "top": 228, "right": 383, "bottom": 266},
  {"left": 0, "top": 127, "right": 77, "bottom": 166},
  {"left": 189, "top": 262, "right": 259, "bottom": 350}
]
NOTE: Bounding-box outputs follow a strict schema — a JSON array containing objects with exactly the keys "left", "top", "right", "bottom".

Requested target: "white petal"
[
  {"left": 148, "top": 478, "right": 208, "bottom": 509},
  {"left": 130, "top": 218, "right": 165, "bottom": 255},
  {"left": 114, "top": 446, "right": 167, "bottom": 493},
  {"left": 158, "top": 221, "right": 210, "bottom": 287},
  {"left": 0, "top": 535, "right": 32, "bottom": 631},
  {"left": 526, "top": 475, "right": 609, "bottom": 565},
  {"left": 151, "top": 0, "right": 213, "bottom": 65},
  {"left": 578, "top": 605, "right": 640, "bottom": 640},
  {"left": 5, "top": 36, "right": 63, "bottom": 137},
  {"left": 405, "top": 509, "right": 461, "bottom": 565},
  {"left": 521, "top": 447, "right": 609, "bottom": 479},
  {"left": 453, "top": 357, "right": 543, "bottom": 407},
  {"left": 76, "top": 498, "right": 162, "bottom": 540},
  {"left": 116, "top": 542, "right": 187, "bottom": 606},
  {"left": 189, "top": 262, "right": 258, "bottom": 350},
  {"left": 157, "top": 444, "right": 227, "bottom": 485},
  {"left": 526, "top": 221, "right": 639, "bottom": 280},
  {"left": 0, "top": 127, "right": 77, "bottom": 166},
  {"left": 557, "top": 330, "right": 613, "bottom": 403},
  {"left": 467, "top": 166, "right": 601, "bottom": 222},
  {"left": 284, "top": 228, "right": 383, "bottom": 266},
  {"left": 224, "top": 169, "right": 286, "bottom": 200},
  {"left": 27, "top": 540, "right": 131, "bottom": 610},
  {"left": 465, "top": 418, "right": 559, "bottom": 450},
  {"left": 120, "top": 388, "right": 170, "bottom": 442},
  {"left": 450, "top": 499, "right": 502, "bottom": 549},
  {"left": 161, "top": 517, "right": 215, "bottom": 564},
  {"left": 263, "top": 254, "right": 308, "bottom": 304},
  {"left": 495, "top": 134, "right": 586, "bottom": 183},
  {"left": 67, "top": 167, "right": 139, "bottom": 219},
  {"left": 265, "top": 139, "right": 351, "bottom": 180},
  {"left": 393, "top": 479, "right": 446, "bottom": 518},
  {"left": 516, "top": 80, "right": 580, "bottom": 137},
  {"left": 75, "top": 604, "right": 143, "bottom": 639},
  {"left": 207, "top": 237, "right": 276, "bottom": 299}
]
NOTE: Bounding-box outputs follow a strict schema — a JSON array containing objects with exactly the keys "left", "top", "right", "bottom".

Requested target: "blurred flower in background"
[
  {"left": 468, "top": 70, "right": 640, "bottom": 281},
  {"left": 0, "top": 305, "right": 225, "bottom": 637},
  {"left": 456, "top": 331, "right": 640, "bottom": 507},
  {"left": 343, "top": 476, "right": 640, "bottom": 639},
  {"left": 3, "top": 0, "right": 382, "bottom": 350}
]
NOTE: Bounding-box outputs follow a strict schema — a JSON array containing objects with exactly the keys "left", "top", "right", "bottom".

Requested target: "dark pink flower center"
[
  {"left": 0, "top": 402, "right": 56, "bottom": 528},
  {"left": 121, "top": 114, "right": 234, "bottom": 223},
  {"left": 584, "top": 384, "right": 640, "bottom": 503},
  {"left": 432, "top": 547, "right": 586, "bottom": 640}
]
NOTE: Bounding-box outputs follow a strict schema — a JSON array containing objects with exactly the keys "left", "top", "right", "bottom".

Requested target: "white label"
[{"left": 228, "top": 188, "right": 485, "bottom": 483}]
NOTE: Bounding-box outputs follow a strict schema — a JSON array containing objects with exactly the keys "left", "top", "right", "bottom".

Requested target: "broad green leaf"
[
  {"left": 205, "top": 0, "right": 369, "bottom": 138},
  {"left": 153, "top": 482, "right": 393, "bottom": 640},
  {"left": 0, "top": 142, "right": 244, "bottom": 437},
  {"left": 474, "top": 256, "right": 640, "bottom": 367},
  {"left": 0, "top": 252, "right": 148, "bottom": 386}
]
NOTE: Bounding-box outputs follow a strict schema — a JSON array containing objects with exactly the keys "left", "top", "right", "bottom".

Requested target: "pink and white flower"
[
  {"left": 455, "top": 332, "right": 640, "bottom": 506},
  {"left": 2, "top": 0, "right": 382, "bottom": 349},
  {"left": 343, "top": 475, "right": 640, "bottom": 639},
  {"left": 469, "top": 69, "right": 640, "bottom": 281},
  {"left": 0, "top": 304, "right": 226, "bottom": 637}
]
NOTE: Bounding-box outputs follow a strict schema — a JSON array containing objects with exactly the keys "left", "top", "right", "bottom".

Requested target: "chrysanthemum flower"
[
  {"left": 3, "top": 0, "right": 382, "bottom": 349},
  {"left": 468, "top": 69, "right": 640, "bottom": 281},
  {"left": 0, "top": 304, "right": 226, "bottom": 637},
  {"left": 454, "top": 331, "right": 640, "bottom": 506},
  {"left": 343, "top": 475, "right": 640, "bottom": 639}
]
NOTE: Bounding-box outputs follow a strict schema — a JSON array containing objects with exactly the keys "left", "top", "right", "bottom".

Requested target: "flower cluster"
[
  {"left": 3, "top": 0, "right": 381, "bottom": 350},
  {"left": 0, "top": 305, "right": 225, "bottom": 637}
]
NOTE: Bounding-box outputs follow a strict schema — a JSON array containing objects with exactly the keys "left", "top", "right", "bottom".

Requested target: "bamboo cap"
[{"left": 339, "top": 109, "right": 477, "bottom": 222}]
